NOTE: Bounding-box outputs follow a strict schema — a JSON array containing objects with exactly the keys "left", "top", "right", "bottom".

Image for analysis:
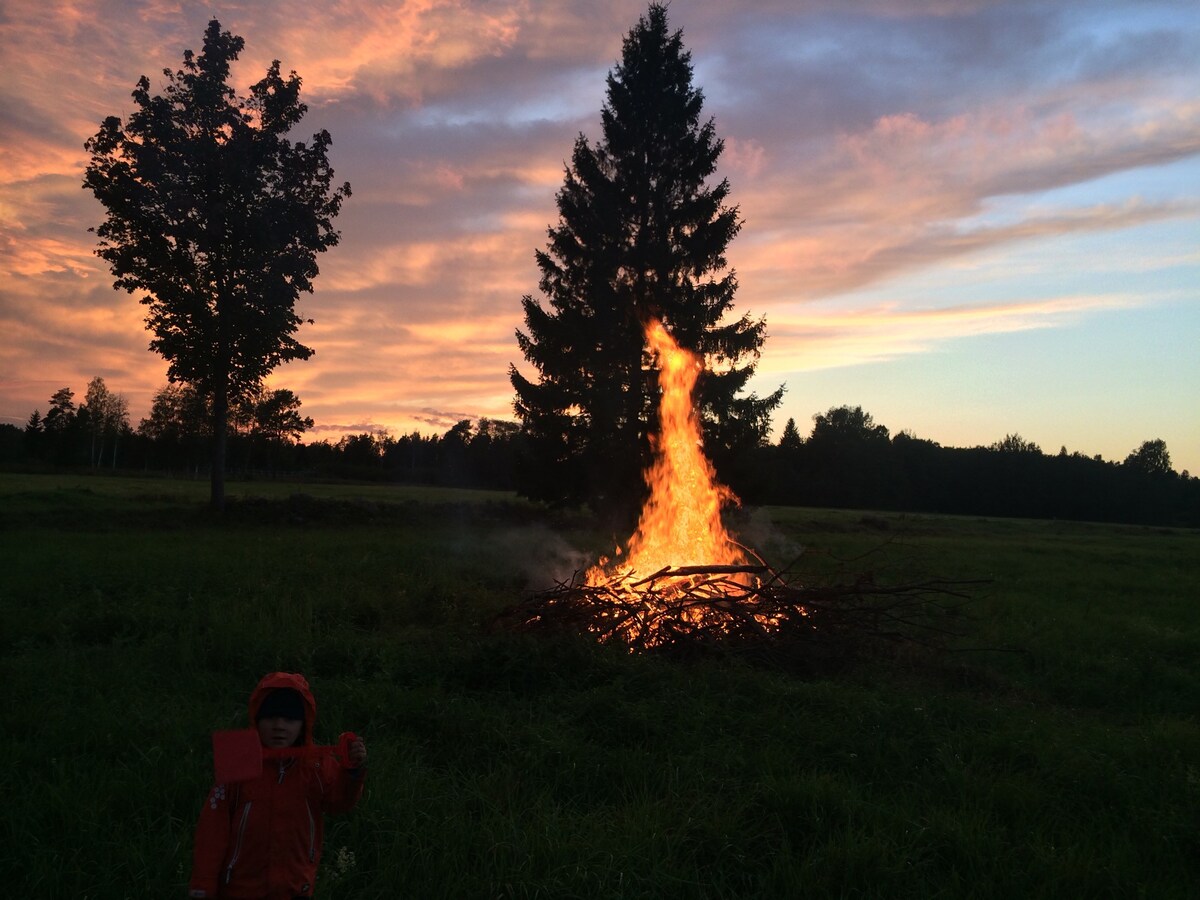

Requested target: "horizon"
[{"left": 1, "top": 1, "right": 1197, "bottom": 473}]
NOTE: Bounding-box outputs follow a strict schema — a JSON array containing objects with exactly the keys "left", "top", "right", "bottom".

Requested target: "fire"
[
  {"left": 582, "top": 318, "right": 779, "bottom": 646},
  {"left": 497, "top": 322, "right": 967, "bottom": 655},
  {"left": 587, "top": 318, "right": 747, "bottom": 583}
]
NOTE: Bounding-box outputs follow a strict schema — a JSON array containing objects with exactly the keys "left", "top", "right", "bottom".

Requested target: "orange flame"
[{"left": 587, "top": 318, "right": 747, "bottom": 586}]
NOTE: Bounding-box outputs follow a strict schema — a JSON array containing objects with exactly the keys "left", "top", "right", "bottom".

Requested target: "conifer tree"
[
  {"left": 779, "top": 417, "right": 803, "bottom": 451},
  {"left": 511, "top": 4, "right": 782, "bottom": 515}
]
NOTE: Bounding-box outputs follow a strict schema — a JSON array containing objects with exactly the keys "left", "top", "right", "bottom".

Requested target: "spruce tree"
[{"left": 510, "top": 3, "right": 782, "bottom": 516}]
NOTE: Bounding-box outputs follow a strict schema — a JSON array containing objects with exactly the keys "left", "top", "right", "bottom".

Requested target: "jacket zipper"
[
  {"left": 223, "top": 801, "right": 252, "bottom": 884},
  {"left": 306, "top": 800, "right": 316, "bottom": 861}
]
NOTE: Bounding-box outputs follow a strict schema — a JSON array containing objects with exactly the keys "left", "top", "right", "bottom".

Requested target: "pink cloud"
[{"left": 1, "top": 0, "right": 1197, "bottom": 472}]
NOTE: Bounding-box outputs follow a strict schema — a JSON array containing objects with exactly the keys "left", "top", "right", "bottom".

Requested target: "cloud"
[
  {"left": 730, "top": 100, "right": 1200, "bottom": 303},
  {"left": 306, "top": 422, "right": 391, "bottom": 435},
  {"left": 759, "top": 292, "right": 1150, "bottom": 376},
  {"left": 0, "top": 0, "right": 1197, "bottom": 469}
]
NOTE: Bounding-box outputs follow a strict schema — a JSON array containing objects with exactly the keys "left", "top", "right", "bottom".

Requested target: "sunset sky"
[{"left": 2, "top": 0, "right": 1197, "bottom": 474}]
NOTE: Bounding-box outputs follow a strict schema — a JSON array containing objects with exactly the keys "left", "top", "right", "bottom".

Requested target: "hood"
[{"left": 248, "top": 672, "right": 317, "bottom": 747}]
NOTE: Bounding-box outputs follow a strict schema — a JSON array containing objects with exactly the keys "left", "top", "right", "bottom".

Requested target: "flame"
[
  {"left": 587, "top": 318, "right": 746, "bottom": 585},
  {"left": 508, "top": 316, "right": 810, "bottom": 647},
  {"left": 574, "top": 318, "right": 789, "bottom": 648}
]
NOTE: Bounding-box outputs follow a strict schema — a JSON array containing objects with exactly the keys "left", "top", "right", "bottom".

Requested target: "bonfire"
[{"left": 495, "top": 318, "right": 976, "bottom": 666}]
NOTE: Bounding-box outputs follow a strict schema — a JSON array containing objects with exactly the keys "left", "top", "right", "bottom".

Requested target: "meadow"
[{"left": 1, "top": 472, "right": 1197, "bottom": 899}]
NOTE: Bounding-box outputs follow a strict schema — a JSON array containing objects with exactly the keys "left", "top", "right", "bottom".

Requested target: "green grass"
[{"left": 1, "top": 473, "right": 1197, "bottom": 898}]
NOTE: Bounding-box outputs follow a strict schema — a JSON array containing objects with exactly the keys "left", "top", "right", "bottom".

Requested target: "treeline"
[
  {"left": 4, "top": 385, "right": 1197, "bottom": 526},
  {"left": 727, "top": 408, "right": 1200, "bottom": 527},
  {"left": 9, "top": 379, "right": 318, "bottom": 477},
  {"left": 2, "top": 380, "right": 519, "bottom": 490}
]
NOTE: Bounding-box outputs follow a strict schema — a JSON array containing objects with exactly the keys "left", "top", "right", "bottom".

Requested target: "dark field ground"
[{"left": 1, "top": 473, "right": 1197, "bottom": 898}]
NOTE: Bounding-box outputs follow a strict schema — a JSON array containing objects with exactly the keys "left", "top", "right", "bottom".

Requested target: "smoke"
[
  {"left": 735, "top": 508, "right": 806, "bottom": 571},
  {"left": 488, "top": 525, "right": 595, "bottom": 587}
]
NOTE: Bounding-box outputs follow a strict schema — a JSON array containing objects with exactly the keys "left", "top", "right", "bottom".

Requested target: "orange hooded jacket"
[{"left": 188, "top": 672, "right": 364, "bottom": 899}]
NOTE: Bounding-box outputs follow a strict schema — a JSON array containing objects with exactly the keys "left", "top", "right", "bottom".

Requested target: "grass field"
[{"left": 1, "top": 472, "right": 1197, "bottom": 898}]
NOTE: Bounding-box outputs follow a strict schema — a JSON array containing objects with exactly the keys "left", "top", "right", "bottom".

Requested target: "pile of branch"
[{"left": 492, "top": 564, "right": 987, "bottom": 669}]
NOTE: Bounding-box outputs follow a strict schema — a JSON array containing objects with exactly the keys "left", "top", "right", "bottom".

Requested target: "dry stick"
[
  {"left": 506, "top": 566, "right": 988, "bottom": 655},
  {"left": 660, "top": 564, "right": 769, "bottom": 577},
  {"left": 629, "top": 566, "right": 673, "bottom": 588}
]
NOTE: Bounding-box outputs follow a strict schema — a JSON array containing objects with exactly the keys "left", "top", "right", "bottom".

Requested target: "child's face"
[{"left": 257, "top": 715, "right": 303, "bottom": 748}]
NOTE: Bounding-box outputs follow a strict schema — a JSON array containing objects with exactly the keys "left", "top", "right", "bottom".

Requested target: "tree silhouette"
[
  {"left": 1124, "top": 439, "right": 1172, "bottom": 476},
  {"left": 84, "top": 19, "right": 350, "bottom": 510},
  {"left": 511, "top": 3, "right": 782, "bottom": 517},
  {"left": 44, "top": 388, "right": 75, "bottom": 434},
  {"left": 82, "top": 376, "right": 130, "bottom": 468},
  {"left": 250, "top": 389, "right": 313, "bottom": 446},
  {"left": 991, "top": 433, "right": 1043, "bottom": 455},
  {"left": 137, "top": 383, "right": 210, "bottom": 472},
  {"left": 24, "top": 410, "right": 44, "bottom": 458},
  {"left": 41, "top": 388, "right": 79, "bottom": 464},
  {"left": 802, "top": 406, "right": 896, "bottom": 507},
  {"left": 811, "top": 406, "right": 890, "bottom": 445},
  {"left": 779, "top": 417, "right": 803, "bottom": 451}
]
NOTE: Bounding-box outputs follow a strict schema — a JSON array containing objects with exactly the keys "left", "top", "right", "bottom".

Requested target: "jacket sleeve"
[
  {"left": 188, "top": 783, "right": 233, "bottom": 897},
  {"left": 318, "top": 752, "right": 365, "bottom": 815}
]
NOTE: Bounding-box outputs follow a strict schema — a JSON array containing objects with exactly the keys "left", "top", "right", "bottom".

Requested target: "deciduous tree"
[
  {"left": 811, "top": 406, "right": 890, "bottom": 445},
  {"left": 84, "top": 19, "right": 349, "bottom": 509},
  {"left": 139, "top": 384, "right": 209, "bottom": 444},
  {"left": 991, "top": 433, "right": 1042, "bottom": 455},
  {"left": 138, "top": 383, "right": 211, "bottom": 472},
  {"left": 250, "top": 388, "right": 313, "bottom": 446},
  {"left": 82, "top": 376, "right": 130, "bottom": 468},
  {"left": 1124, "top": 438, "right": 1173, "bottom": 476}
]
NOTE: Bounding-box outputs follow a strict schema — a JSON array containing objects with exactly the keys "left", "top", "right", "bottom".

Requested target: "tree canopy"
[
  {"left": 510, "top": 3, "right": 782, "bottom": 517},
  {"left": 812, "top": 406, "right": 890, "bottom": 445},
  {"left": 83, "top": 19, "right": 349, "bottom": 509},
  {"left": 82, "top": 376, "right": 130, "bottom": 468},
  {"left": 1124, "top": 438, "right": 1172, "bottom": 476}
]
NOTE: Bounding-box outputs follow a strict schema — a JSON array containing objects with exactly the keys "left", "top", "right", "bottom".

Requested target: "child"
[{"left": 188, "top": 672, "right": 367, "bottom": 899}]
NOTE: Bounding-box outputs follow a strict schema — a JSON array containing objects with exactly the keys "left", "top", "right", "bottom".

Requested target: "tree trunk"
[{"left": 211, "top": 386, "right": 228, "bottom": 512}]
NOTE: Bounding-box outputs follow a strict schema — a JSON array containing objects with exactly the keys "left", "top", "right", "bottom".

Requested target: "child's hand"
[{"left": 347, "top": 737, "right": 367, "bottom": 769}]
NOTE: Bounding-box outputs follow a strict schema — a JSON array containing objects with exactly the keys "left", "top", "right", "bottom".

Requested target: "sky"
[{"left": 1, "top": 0, "right": 1198, "bottom": 474}]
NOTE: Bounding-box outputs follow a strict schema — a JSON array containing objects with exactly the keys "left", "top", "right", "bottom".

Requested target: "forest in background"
[
  {"left": 20, "top": 8, "right": 1191, "bottom": 529},
  {"left": 4, "top": 382, "right": 1197, "bottom": 528}
]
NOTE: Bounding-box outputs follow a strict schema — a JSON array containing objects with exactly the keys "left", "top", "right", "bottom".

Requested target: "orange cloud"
[
  {"left": 1, "top": 0, "right": 1196, "bottom": 473},
  {"left": 757, "top": 293, "right": 1149, "bottom": 376}
]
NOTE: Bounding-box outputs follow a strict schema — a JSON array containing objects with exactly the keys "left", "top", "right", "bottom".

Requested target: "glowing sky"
[{"left": 2, "top": 1, "right": 1198, "bottom": 474}]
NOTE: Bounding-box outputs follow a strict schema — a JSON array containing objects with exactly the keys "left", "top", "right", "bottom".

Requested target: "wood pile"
[{"left": 493, "top": 563, "right": 986, "bottom": 670}]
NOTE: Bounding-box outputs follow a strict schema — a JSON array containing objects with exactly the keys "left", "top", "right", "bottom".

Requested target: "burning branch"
[{"left": 492, "top": 563, "right": 987, "bottom": 670}]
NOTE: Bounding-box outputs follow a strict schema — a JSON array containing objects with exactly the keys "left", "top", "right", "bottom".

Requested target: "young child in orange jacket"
[{"left": 188, "top": 672, "right": 367, "bottom": 899}]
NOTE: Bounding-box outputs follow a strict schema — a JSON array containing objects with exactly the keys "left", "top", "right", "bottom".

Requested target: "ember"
[{"left": 496, "top": 317, "right": 980, "bottom": 664}]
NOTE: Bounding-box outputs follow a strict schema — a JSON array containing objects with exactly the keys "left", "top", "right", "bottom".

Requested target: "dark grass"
[{"left": 1, "top": 473, "right": 1197, "bottom": 898}]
